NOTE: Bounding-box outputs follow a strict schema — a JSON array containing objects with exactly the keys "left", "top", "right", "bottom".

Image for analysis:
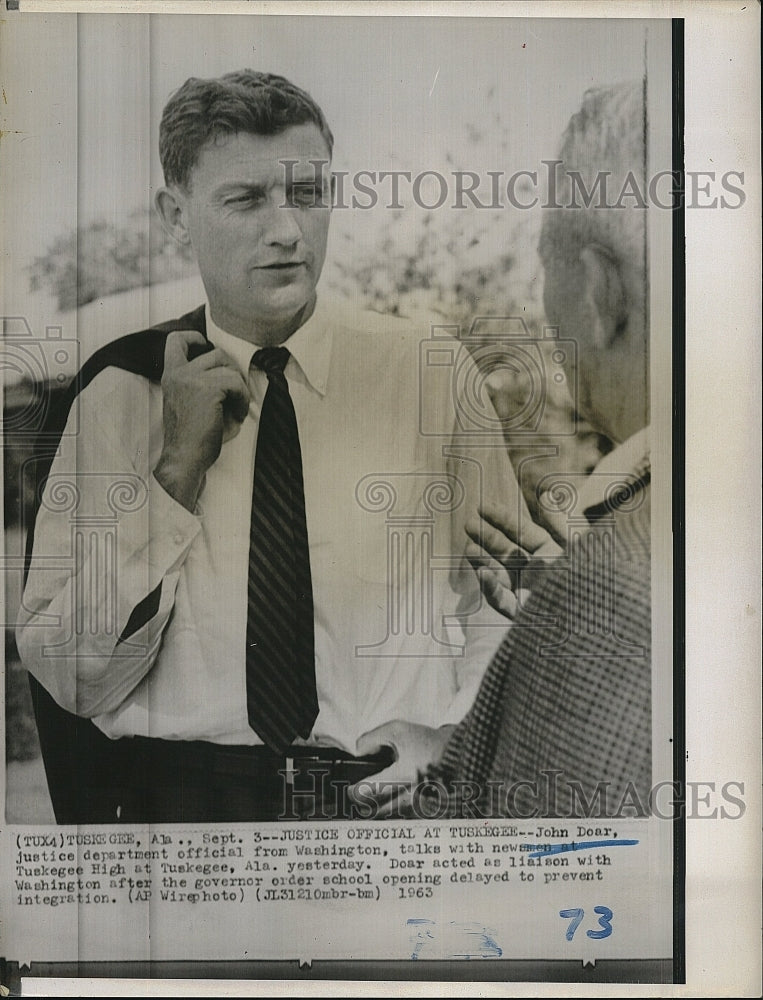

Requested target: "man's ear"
[
  {"left": 154, "top": 186, "right": 192, "bottom": 247},
  {"left": 580, "top": 244, "right": 627, "bottom": 349}
]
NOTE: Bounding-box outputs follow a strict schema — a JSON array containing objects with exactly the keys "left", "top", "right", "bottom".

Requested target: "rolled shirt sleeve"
[{"left": 16, "top": 368, "right": 201, "bottom": 717}]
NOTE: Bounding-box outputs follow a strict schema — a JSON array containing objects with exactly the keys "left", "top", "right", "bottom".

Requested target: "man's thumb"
[{"left": 356, "top": 724, "right": 397, "bottom": 757}]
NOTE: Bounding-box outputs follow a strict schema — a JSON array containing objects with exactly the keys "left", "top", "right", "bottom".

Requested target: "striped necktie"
[{"left": 246, "top": 346, "right": 318, "bottom": 752}]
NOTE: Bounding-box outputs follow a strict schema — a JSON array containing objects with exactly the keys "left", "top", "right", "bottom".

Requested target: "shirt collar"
[
  {"left": 204, "top": 298, "right": 333, "bottom": 397},
  {"left": 592, "top": 426, "right": 650, "bottom": 483},
  {"left": 578, "top": 424, "right": 651, "bottom": 515}
]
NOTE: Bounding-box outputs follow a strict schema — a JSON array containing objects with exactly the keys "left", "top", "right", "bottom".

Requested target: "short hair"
[
  {"left": 159, "top": 69, "right": 334, "bottom": 189},
  {"left": 538, "top": 80, "right": 647, "bottom": 304}
]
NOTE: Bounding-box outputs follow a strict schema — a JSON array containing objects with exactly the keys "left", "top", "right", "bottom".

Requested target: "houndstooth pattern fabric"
[{"left": 436, "top": 471, "right": 652, "bottom": 818}]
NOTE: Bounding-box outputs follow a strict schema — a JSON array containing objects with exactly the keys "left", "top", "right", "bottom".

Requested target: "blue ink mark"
[
  {"left": 407, "top": 919, "right": 502, "bottom": 960},
  {"left": 446, "top": 922, "right": 503, "bottom": 960},
  {"left": 587, "top": 905, "right": 614, "bottom": 939},
  {"left": 559, "top": 905, "right": 614, "bottom": 941},
  {"left": 559, "top": 907, "right": 585, "bottom": 941},
  {"left": 526, "top": 838, "right": 638, "bottom": 858},
  {"left": 407, "top": 918, "right": 435, "bottom": 960}
]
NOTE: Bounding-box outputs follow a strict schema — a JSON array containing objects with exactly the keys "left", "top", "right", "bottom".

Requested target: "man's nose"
[{"left": 262, "top": 200, "right": 302, "bottom": 247}]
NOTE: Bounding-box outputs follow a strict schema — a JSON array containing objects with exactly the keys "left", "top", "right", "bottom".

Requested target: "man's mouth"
[{"left": 258, "top": 262, "right": 305, "bottom": 270}]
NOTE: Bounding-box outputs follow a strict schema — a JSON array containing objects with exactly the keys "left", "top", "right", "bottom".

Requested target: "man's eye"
[
  {"left": 224, "top": 194, "right": 262, "bottom": 207},
  {"left": 289, "top": 185, "right": 323, "bottom": 207}
]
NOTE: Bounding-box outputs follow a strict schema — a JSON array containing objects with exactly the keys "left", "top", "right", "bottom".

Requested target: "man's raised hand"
[
  {"left": 153, "top": 330, "right": 251, "bottom": 511},
  {"left": 465, "top": 501, "right": 564, "bottom": 620}
]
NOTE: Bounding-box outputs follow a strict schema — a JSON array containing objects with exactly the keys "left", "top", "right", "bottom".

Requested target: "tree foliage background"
[{"left": 28, "top": 209, "right": 198, "bottom": 312}]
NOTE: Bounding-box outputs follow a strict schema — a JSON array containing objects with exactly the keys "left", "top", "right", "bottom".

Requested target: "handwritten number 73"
[{"left": 559, "top": 906, "right": 613, "bottom": 941}]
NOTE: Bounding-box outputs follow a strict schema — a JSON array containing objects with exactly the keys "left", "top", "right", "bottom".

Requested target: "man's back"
[{"left": 438, "top": 481, "right": 651, "bottom": 819}]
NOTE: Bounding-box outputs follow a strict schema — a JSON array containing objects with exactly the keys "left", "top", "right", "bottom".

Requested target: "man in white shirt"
[{"left": 18, "top": 70, "right": 547, "bottom": 823}]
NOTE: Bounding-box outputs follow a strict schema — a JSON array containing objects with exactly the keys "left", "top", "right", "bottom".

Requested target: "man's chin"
[
  {"left": 251, "top": 280, "right": 313, "bottom": 310},
  {"left": 247, "top": 292, "right": 318, "bottom": 341}
]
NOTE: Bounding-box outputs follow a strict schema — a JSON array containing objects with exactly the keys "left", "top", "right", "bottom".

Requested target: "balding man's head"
[{"left": 539, "top": 81, "right": 648, "bottom": 444}]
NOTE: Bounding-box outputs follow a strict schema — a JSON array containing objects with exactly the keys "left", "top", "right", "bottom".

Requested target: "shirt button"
[{"left": 173, "top": 532, "right": 185, "bottom": 546}]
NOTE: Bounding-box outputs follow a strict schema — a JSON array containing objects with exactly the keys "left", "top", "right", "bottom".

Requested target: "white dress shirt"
[
  {"left": 18, "top": 296, "right": 521, "bottom": 752},
  {"left": 579, "top": 426, "right": 650, "bottom": 511}
]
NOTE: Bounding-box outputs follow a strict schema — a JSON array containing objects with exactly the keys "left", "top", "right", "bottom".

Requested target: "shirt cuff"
[{"left": 147, "top": 472, "right": 203, "bottom": 571}]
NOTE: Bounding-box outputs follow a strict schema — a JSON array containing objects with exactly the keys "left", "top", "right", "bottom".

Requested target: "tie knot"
[{"left": 252, "top": 346, "right": 290, "bottom": 376}]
